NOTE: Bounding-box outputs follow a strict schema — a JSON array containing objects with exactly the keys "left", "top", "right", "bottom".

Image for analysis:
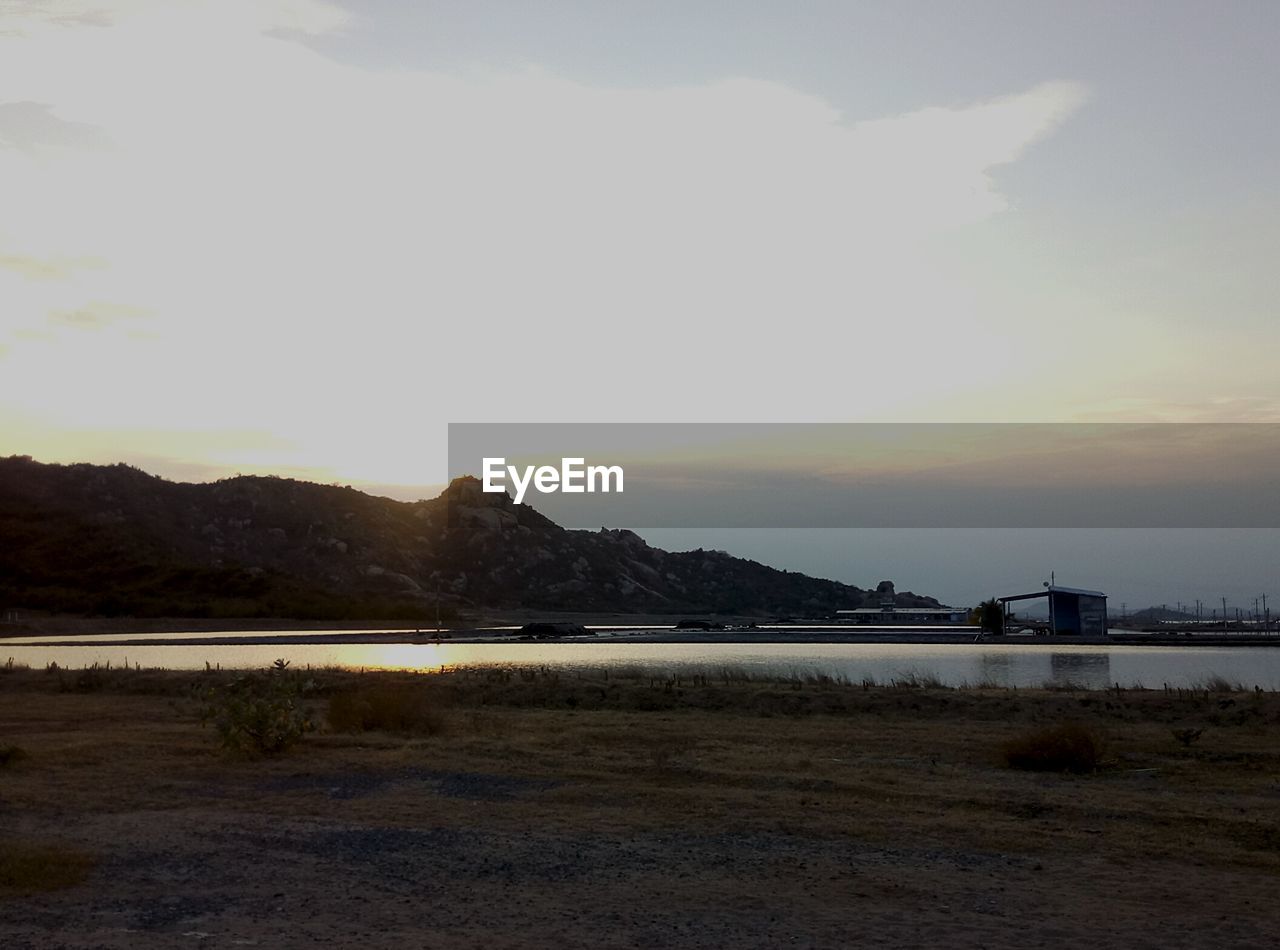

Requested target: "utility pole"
[{"left": 1223, "top": 596, "right": 1229, "bottom": 630}]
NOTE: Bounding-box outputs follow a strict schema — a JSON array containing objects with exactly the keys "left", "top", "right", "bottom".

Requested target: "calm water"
[{"left": 3, "top": 637, "right": 1280, "bottom": 689}]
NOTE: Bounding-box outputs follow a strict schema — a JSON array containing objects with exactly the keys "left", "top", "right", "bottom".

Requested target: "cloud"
[
  {"left": 0, "top": 0, "right": 348, "bottom": 36},
  {"left": 0, "top": 0, "right": 1095, "bottom": 483},
  {"left": 1076, "top": 396, "right": 1280, "bottom": 423},
  {"left": 0, "top": 100, "right": 112, "bottom": 152},
  {"left": 849, "top": 80, "right": 1090, "bottom": 223},
  {"left": 0, "top": 252, "right": 104, "bottom": 280},
  {"left": 47, "top": 300, "right": 149, "bottom": 329}
]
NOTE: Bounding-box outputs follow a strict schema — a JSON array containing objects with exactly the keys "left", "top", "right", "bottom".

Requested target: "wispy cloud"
[
  {"left": 0, "top": 101, "right": 111, "bottom": 153},
  {"left": 0, "top": 0, "right": 348, "bottom": 36},
  {"left": 47, "top": 300, "right": 149, "bottom": 329},
  {"left": 0, "top": 252, "right": 103, "bottom": 280}
]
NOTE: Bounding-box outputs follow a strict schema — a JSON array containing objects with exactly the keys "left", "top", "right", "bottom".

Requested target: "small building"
[
  {"left": 997, "top": 586, "right": 1109, "bottom": 638},
  {"left": 836, "top": 581, "right": 967, "bottom": 625},
  {"left": 835, "top": 607, "right": 970, "bottom": 625}
]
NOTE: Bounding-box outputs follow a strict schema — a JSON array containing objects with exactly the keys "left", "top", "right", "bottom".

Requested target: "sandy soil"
[{"left": 2, "top": 672, "right": 1278, "bottom": 948}]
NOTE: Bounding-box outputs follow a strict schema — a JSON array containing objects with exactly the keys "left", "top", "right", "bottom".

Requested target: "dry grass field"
[{"left": 2, "top": 663, "right": 1279, "bottom": 948}]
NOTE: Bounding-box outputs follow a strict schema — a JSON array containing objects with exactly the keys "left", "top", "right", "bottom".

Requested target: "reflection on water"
[
  {"left": 1049, "top": 652, "right": 1112, "bottom": 690},
  {"left": 1, "top": 640, "right": 1279, "bottom": 689},
  {"left": 977, "top": 652, "right": 1012, "bottom": 685}
]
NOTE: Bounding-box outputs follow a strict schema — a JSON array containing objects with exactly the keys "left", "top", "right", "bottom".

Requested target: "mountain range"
[{"left": 0, "top": 456, "right": 944, "bottom": 621}]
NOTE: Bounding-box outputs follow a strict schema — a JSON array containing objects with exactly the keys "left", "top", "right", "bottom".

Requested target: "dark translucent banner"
[{"left": 447, "top": 423, "right": 1280, "bottom": 528}]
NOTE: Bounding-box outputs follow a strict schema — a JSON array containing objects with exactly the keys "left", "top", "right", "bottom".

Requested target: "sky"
[{"left": 1, "top": 0, "right": 1278, "bottom": 607}]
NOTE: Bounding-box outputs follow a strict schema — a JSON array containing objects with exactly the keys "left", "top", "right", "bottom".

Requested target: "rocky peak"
[{"left": 446, "top": 475, "right": 512, "bottom": 509}]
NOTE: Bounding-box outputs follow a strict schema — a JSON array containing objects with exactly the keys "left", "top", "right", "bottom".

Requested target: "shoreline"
[
  {"left": 5, "top": 628, "right": 1280, "bottom": 648},
  {"left": 5, "top": 613, "right": 1278, "bottom": 648}
]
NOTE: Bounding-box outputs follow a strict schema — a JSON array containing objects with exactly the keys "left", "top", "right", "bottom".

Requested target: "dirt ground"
[{"left": 2, "top": 669, "right": 1278, "bottom": 949}]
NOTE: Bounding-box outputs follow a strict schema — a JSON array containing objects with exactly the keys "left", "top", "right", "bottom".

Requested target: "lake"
[{"left": 4, "top": 635, "right": 1280, "bottom": 689}]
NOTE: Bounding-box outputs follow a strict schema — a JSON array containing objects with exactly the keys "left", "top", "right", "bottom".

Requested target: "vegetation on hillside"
[{"left": 0, "top": 456, "right": 945, "bottom": 619}]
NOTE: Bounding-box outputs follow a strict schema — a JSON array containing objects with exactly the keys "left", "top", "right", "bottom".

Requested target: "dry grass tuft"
[
  {"left": 889, "top": 670, "right": 948, "bottom": 690},
  {"left": 1172, "top": 727, "right": 1204, "bottom": 747},
  {"left": 1001, "top": 722, "right": 1106, "bottom": 774},
  {"left": 0, "top": 841, "right": 95, "bottom": 893},
  {"left": 1199, "top": 675, "right": 1247, "bottom": 693},
  {"left": 327, "top": 683, "right": 450, "bottom": 735}
]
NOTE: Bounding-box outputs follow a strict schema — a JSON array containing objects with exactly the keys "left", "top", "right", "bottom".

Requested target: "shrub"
[
  {"left": 64, "top": 665, "right": 108, "bottom": 693},
  {"left": 646, "top": 734, "right": 697, "bottom": 772},
  {"left": 327, "top": 683, "right": 448, "bottom": 735},
  {"left": 1001, "top": 723, "right": 1105, "bottom": 774},
  {"left": 1172, "top": 727, "right": 1203, "bottom": 747},
  {"left": 0, "top": 842, "right": 95, "bottom": 893},
  {"left": 975, "top": 597, "right": 1005, "bottom": 635},
  {"left": 197, "top": 661, "right": 316, "bottom": 756}
]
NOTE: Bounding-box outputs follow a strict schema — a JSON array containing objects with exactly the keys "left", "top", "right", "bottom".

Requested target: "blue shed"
[{"left": 998, "top": 585, "right": 1109, "bottom": 638}]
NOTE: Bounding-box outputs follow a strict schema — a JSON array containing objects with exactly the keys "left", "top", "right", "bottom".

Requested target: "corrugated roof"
[{"left": 998, "top": 586, "right": 1106, "bottom": 602}]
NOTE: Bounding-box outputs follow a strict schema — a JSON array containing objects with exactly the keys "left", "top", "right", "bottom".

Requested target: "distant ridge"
[{"left": 0, "top": 456, "right": 945, "bottom": 621}]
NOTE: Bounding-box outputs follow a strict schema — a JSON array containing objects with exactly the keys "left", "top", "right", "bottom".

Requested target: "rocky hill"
[{"left": 0, "top": 456, "right": 945, "bottom": 620}]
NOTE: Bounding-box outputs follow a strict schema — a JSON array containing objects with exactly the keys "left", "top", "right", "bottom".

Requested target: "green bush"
[
  {"left": 1001, "top": 722, "right": 1105, "bottom": 774},
  {"left": 197, "top": 660, "right": 316, "bottom": 756}
]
